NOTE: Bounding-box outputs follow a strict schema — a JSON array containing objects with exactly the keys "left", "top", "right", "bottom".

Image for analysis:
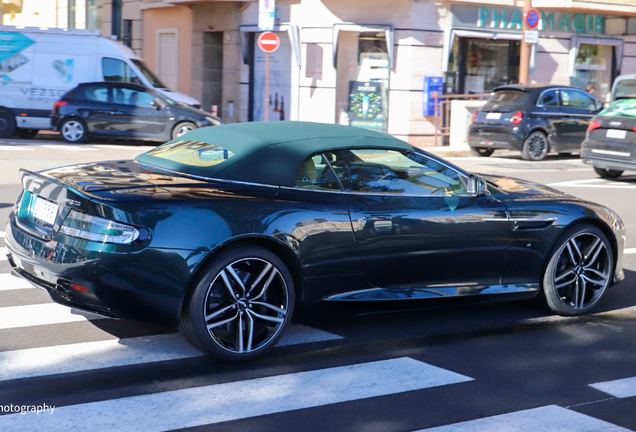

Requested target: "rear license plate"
[
  {"left": 486, "top": 113, "right": 501, "bottom": 120},
  {"left": 606, "top": 129, "right": 627, "bottom": 139},
  {"left": 32, "top": 196, "right": 59, "bottom": 225}
]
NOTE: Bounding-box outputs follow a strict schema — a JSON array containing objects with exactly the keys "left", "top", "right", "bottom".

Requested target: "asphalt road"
[{"left": 1, "top": 137, "right": 636, "bottom": 431}]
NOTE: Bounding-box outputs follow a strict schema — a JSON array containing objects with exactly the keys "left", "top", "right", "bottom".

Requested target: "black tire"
[
  {"left": 594, "top": 167, "right": 623, "bottom": 179},
  {"left": 59, "top": 118, "right": 88, "bottom": 143},
  {"left": 15, "top": 129, "right": 39, "bottom": 139},
  {"left": 521, "top": 131, "right": 549, "bottom": 161},
  {"left": 470, "top": 147, "right": 494, "bottom": 157},
  {"left": 0, "top": 109, "right": 16, "bottom": 138},
  {"left": 542, "top": 224, "right": 613, "bottom": 316},
  {"left": 171, "top": 121, "right": 197, "bottom": 140},
  {"left": 179, "top": 244, "right": 295, "bottom": 362}
]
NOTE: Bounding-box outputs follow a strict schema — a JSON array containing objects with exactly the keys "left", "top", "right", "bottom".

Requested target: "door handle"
[{"left": 363, "top": 215, "right": 393, "bottom": 222}]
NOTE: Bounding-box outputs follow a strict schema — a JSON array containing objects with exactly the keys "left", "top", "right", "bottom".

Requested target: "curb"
[{"left": 423, "top": 147, "right": 473, "bottom": 158}]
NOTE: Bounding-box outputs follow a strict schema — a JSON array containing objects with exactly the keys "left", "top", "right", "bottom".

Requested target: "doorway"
[{"left": 202, "top": 32, "right": 223, "bottom": 113}]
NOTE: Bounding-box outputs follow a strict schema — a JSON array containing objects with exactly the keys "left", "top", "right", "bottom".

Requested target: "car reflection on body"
[{"left": 5, "top": 122, "right": 625, "bottom": 361}]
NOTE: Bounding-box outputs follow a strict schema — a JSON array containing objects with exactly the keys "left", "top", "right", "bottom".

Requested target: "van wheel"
[
  {"left": 16, "top": 129, "right": 39, "bottom": 139},
  {"left": 594, "top": 167, "right": 623, "bottom": 179},
  {"left": 172, "top": 122, "right": 196, "bottom": 139},
  {"left": 60, "top": 118, "right": 88, "bottom": 143},
  {"left": 521, "top": 131, "right": 549, "bottom": 161},
  {"left": 470, "top": 147, "right": 494, "bottom": 157},
  {"left": 0, "top": 109, "right": 16, "bottom": 138}
]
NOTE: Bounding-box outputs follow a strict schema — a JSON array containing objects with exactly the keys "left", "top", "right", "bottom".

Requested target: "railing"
[{"left": 433, "top": 93, "right": 490, "bottom": 147}]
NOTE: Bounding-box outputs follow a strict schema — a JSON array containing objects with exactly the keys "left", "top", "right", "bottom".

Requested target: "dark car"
[
  {"left": 469, "top": 85, "right": 603, "bottom": 161},
  {"left": 5, "top": 122, "right": 625, "bottom": 361},
  {"left": 582, "top": 96, "right": 636, "bottom": 179},
  {"left": 51, "top": 82, "right": 221, "bottom": 143}
]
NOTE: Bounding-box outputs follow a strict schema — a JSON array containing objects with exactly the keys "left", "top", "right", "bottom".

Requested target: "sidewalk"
[{"left": 422, "top": 146, "right": 473, "bottom": 158}]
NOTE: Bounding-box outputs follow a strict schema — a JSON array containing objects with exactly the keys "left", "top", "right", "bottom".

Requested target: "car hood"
[{"left": 480, "top": 174, "right": 570, "bottom": 197}]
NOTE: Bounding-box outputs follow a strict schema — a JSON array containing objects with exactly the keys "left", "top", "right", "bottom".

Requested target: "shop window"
[
  {"left": 572, "top": 44, "right": 615, "bottom": 102},
  {"left": 336, "top": 31, "right": 389, "bottom": 133}
]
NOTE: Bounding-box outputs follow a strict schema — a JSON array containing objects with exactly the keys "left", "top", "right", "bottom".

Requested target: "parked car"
[
  {"left": 610, "top": 74, "right": 636, "bottom": 102},
  {"left": 0, "top": 25, "right": 200, "bottom": 138},
  {"left": 5, "top": 122, "right": 625, "bottom": 361},
  {"left": 468, "top": 85, "right": 603, "bottom": 161},
  {"left": 581, "top": 96, "right": 636, "bottom": 179},
  {"left": 51, "top": 82, "right": 221, "bottom": 143}
]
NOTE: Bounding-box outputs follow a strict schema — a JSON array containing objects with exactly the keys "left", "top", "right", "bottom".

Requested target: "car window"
[
  {"left": 113, "top": 87, "right": 157, "bottom": 107},
  {"left": 81, "top": 85, "right": 110, "bottom": 103},
  {"left": 325, "top": 149, "right": 467, "bottom": 195},
  {"left": 538, "top": 89, "right": 558, "bottom": 107},
  {"left": 103, "top": 58, "right": 142, "bottom": 85},
  {"left": 560, "top": 89, "right": 596, "bottom": 110},
  {"left": 482, "top": 90, "right": 529, "bottom": 110},
  {"left": 614, "top": 80, "right": 636, "bottom": 100},
  {"left": 295, "top": 154, "right": 340, "bottom": 191}
]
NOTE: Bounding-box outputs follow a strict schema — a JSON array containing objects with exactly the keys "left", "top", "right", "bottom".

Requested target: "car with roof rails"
[{"left": 469, "top": 84, "right": 603, "bottom": 161}]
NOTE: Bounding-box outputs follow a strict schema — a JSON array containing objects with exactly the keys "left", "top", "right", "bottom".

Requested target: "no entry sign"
[
  {"left": 526, "top": 8, "right": 540, "bottom": 30},
  {"left": 258, "top": 32, "right": 280, "bottom": 53}
]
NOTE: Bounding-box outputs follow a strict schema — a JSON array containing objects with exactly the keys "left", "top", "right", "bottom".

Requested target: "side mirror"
[
  {"left": 150, "top": 100, "right": 164, "bottom": 110},
  {"left": 467, "top": 173, "right": 486, "bottom": 197}
]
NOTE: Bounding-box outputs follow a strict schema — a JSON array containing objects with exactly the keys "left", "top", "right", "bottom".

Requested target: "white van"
[
  {"left": 0, "top": 25, "right": 200, "bottom": 138},
  {"left": 610, "top": 74, "right": 636, "bottom": 102}
]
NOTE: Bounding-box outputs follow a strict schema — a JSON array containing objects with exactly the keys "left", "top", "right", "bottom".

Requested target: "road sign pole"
[
  {"left": 265, "top": 52, "right": 270, "bottom": 121},
  {"left": 519, "top": 0, "right": 532, "bottom": 84}
]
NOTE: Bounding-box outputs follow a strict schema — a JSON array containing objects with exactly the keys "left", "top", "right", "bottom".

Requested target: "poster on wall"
[
  {"left": 347, "top": 81, "right": 387, "bottom": 132},
  {"left": 252, "top": 32, "right": 291, "bottom": 122},
  {"left": 423, "top": 76, "right": 443, "bottom": 117}
]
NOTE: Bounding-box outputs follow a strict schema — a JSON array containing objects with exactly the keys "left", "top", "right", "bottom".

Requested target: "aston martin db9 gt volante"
[{"left": 5, "top": 122, "right": 625, "bottom": 361}]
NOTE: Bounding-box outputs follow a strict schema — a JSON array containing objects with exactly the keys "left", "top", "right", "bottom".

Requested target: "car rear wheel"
[
  {"left": 543, "top": 224, "right": 613, "bottom": 316},
  {"left": 470, "top": 147, "right": 494, "bottom": 157},
  {"left": 60, "top": 118, "right": 88, "bottom": 143},
  {"left": 594, "top": 167, "right": 623, "bottom": 179},
  {"left": 171, "top": 122, "right": 196, "bottom": 139},
  {"left": 179, "top": 244, "right": 294, "bottom": 362},
  {"left": 0, "top": 109, "right": 16, "bottom": 138},
  {"left": 521, "top": 131, "right": 549, "bottom": 161}
]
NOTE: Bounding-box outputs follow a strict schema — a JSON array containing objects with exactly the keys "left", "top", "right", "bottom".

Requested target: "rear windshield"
[
  {"left": 614, "top": 80, "right": 636, "bottom": 100},
  {"left": 600, "top": 99, "right": 636, "bottom": 118},
  {"left": 482, "top": 90, "right": 529, "bottom": 110},
  {"left": 143, "top": 140, "right": 235, "bottom": 168}
]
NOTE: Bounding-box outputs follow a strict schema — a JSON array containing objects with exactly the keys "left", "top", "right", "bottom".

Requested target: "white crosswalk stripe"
[
  {"left": 0, "top": 246, "right": 8, "bottom": 261},
  {"left": 0, "top": 145, "right": 35, "bottom": 151},
  {"left": 0, "top": 302, "right": 105, "bottom": 329},
  {"left": 0, "top": 230, "right": 5, "bottom": 237},
  {"left": 0, "top": 357, "right": 473, "bottom": 432},
  {"left": 416, "top": 405, "right": 630, "bottom": 432},
  {"left": 0, "top": 273, "right": 34, "bottom": 290},
  {"left": 590, "top": 376, "right": 636, "bottom": 399},
  {"left": 40, "top": 145, "right": 98, "bottom": 151}
]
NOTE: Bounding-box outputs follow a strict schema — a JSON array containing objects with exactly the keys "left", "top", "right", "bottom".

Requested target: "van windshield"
[
  {"left": 132, "top": 59, "right": 168, "bottom": 89},
  {"left": 615, "top": 80, "right": 636, "bottom": 100}
]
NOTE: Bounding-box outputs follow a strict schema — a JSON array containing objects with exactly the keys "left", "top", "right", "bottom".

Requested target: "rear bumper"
[
  {"left": 468, "top": 124, "right": 525, "bottom": 150},
  {"left": 581, "top": 138, "right": 636, "bottom": 172},
  {"left": 5, "top": 214, "right": 203, "bottom": 326}
]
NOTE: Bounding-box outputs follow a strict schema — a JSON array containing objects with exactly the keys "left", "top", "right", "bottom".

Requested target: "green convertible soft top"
[{"left": 135, "top": 121, "right": 412, "bottom": 187}]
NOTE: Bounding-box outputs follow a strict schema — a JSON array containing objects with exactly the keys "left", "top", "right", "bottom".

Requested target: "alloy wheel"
[
  {"left": 203, "top": 257, "right": 289, "bottom": 353},
  {"left": 552, "top": 232, "right": 611, "bottom": 310},
  {"left": 61, "top": 120, "right": 85, "bottom": 142},
  {"left": 175, "top": 124, "right": 194, "bottom": 137},
  {"left": 527, "top": 133, "right": 548, "bottom": 160}
]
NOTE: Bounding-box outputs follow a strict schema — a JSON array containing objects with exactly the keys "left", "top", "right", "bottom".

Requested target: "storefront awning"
[
  {"left": 239, "top": 24, "right": 301, "bottom": 67},
  {"left": 442, "top": 28, "right": 522, "bottom": 72},
  {"left": 569, "top": 36, "right": 623, "bottom": 77},
  {"left": 332, "top": 24, "right": 394, "bottom": 69}
]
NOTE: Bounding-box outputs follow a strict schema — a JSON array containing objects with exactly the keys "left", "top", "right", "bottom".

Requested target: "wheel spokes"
[
  {"left": 205, "top": 304, "right": 234, "bottom": 322},
  {"left": 219, "top": 270, "right": 240, "bottom": 299},
  {"left": 585, "top": 240, "right": 605, "bottom": 268},
  {"left": 569, "top": 239, "right": 583, "bottom": 264},
  {"left": 207, "top": 312, "right": 238, "bottom": 330},
  {"left": 225, "top": 265, "right": 247, "bottom": 296},
  {"left": 247, "top": 262, "right": 273, "bottom": 297},
  {"left": 250, "top": 300, "right": 287, "bottom": 316},
  {"left": 247, "top": 309, "right": 285, "bottom": 324},
  {"left": 555, "top": 276, "right": 577, "bottom": 289},
  {"left": 581, "top": 274, "right": 606, "bottom": 287},
  {"left": 251, "top": 267, "right": 278, "bottom": 301},
  {"left": 555, "top": 268, "right": 574, "bottom": 283},
  {"left": 245, "top": 311, "right": 254, "bottom": 352},
  {"left": 577, "top": 277, "right": 587, "bottom": 308}
]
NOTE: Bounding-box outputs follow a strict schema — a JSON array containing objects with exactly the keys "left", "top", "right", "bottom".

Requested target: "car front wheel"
[
  {"left": 543, "top": 224, "right": 613, "bottom": 316},
  {"left": 521, "top": 131, "right": 549, "bottom": 161},
  {"left": 60, "top": 118, "right": 88, "bottom": 143},
  {"left": 179, "top": 244, "right": 294, "bottom": 361},
  {"left": 172, "top": 122, "right": 196, "bottom": 139},
  {"left": 594, "top": 167, "right": 623, "bottom": 179}
]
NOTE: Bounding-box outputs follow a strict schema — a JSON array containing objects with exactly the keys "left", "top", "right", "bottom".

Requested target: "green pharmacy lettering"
[
  {"left": 478, "top": 7, "right": 490, "bottom": 28},
  {"left": 492, "top": 8, "right": 507, "bottom": 29},
  {"left": 557, "top": 14, "right": 572, "bottom": 32},
  {"left": 572, "top": 14, "right": 586, "bottom": 33},
  {"left": 508, "top": 9, "right": 522, "bottom": 30},
  {"left": 540, "top": 11, "right": 556, "bottom": 31}
]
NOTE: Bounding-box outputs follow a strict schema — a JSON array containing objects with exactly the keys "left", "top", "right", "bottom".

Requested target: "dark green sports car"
[{"left": 5, "top": 122, "right": 626, "bottom": 361}]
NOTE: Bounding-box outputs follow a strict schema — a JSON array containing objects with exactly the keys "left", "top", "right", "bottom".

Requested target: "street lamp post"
[{"left": 519, "top": 0, "right": 532, "bottom": 84}]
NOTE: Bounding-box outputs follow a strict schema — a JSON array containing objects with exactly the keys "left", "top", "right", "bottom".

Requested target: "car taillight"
[
  {"left": 59, "top": 210, "right": 140, "bottom": 244},
  {"left": 53, "top": 101, "right": 68, "bottom": 110},
  {"left": 588, "top": 121, "right": 601, "bottom": 131},
  {"left": 510, "top": 111, "right": 523, "bottom": 124},
  {"left": 471, "top": 111, "right": 478, "bottom": 122}
]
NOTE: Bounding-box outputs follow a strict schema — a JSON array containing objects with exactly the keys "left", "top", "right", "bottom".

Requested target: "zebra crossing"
[{"left": 0, "top": 226, "right": 635, "bottom": 431}]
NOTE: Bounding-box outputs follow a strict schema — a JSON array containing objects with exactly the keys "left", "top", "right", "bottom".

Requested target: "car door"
[
  {"left": 534, "top": 89, "right": 564, "bottom": 143},
  {"left": 77, "top": 84, "right": 112, "bottom": 134},
  {"left": 553, "top": 88, "right": 600, "bottom": 151},
  {"left": 109, "top": 86, "right": 168, "bottom": 137},
  {"left": 327, "top": 148, "right": 510, "bottom": 294}
]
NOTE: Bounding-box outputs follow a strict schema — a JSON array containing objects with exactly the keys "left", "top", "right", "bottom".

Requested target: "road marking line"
[
  {"left": 92, "top": 145, "right": 156, "bottom": 150},
  {"left": 590, "top": 376, "right": 636, "bottom": 398},
  {"left": 0, "top": 247, "right": 7, "bottom": 261},
  {"left": 415, "top": 405, "right": 630, "bottom": 431},
  {"left": 41, "top": 145, "right": 98, "bottom": 151},
  {"left": 0, "top": 230, "right": 4, "bottom": 238},
  {"left": 548, "top": 179, "right": 636, "bottom": 189},
  {"left": 0, "top": 326, "right": 343, "bottom": 381},
  {"left": 624, "top": 248, "right": 636, "bottom": 254},
  {"left": 0, "top": 273, "right": 34, "bottom": 290},
  {"left": 0, "top": 146, "right": 35, "bottom": 151},
  {"left": 0, "top": 357, "right": 473, "bottom": 431},
  {"left": 0, "top": 303, "right": 104, "bottom": 329}
]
